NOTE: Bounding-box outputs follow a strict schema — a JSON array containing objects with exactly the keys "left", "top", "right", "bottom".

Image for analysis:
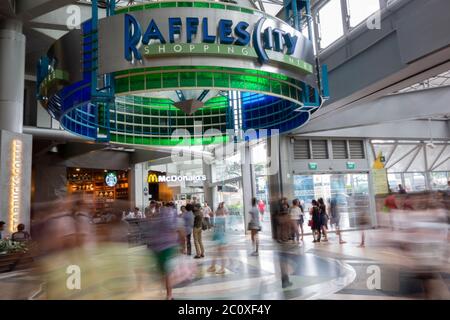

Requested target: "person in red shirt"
[
  {"left": 384, "top": 193, "right": 398, "bottom": 211},
  {"left": 403, "top": 196, "right": 414, "bottom": 210},
  {"left": 258, "top": 200, "right": 266, "bottom": 222}
]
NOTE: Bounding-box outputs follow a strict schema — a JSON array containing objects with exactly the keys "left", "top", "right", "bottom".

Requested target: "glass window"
[
  {"left": 211, "top": 151, "right": 242, "bottom": 183},
  {"left": 293, "top": 173, "right": 370, "bottom": 231},
  {"left": 430, "top": 172, "right": 449, "bottom": 190},
  {"left": 387, "top": 173, "right": 402, "bottom": 192},
  {"left": 318, "top": 0, "right": 344, "bottom": 49},
  {"left": 408, "top": 147, "right": 426, "bottom": 172},
  {"left": 403, "top": 172, "right": 426, "bottom": 192},
  {"left": 347, "top": 0, "right": 380, "bottom": 28},
  {"left": 213, "top": 180, "right": 244, "bottom": 232}
]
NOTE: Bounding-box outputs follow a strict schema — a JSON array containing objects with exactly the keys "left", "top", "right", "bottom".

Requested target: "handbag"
[{"left": 308, "top": 220, "right": 313, "bottom": 227}]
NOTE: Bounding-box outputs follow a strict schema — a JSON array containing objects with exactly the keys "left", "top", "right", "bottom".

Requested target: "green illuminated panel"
[
  {"left": 110, "top": 134, "right": 229, "bottom": 146},
  {"left": 115, "top": 1, "right": 271, "bottom": 18},
  {"left": 115, "top": 66, "right": 303, "bottom": 110},
  {"left": 193, "top": 2, "right": 209, "bottom": 7}
]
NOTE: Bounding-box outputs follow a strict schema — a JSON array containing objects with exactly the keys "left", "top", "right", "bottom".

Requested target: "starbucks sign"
[{"left": 105, "top": 172, "right": 118, "bottom": 187}]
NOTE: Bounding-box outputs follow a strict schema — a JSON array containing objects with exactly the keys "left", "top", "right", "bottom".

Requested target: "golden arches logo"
[{"left": 148, "top": 173, "right": 158, "bottom": 183}]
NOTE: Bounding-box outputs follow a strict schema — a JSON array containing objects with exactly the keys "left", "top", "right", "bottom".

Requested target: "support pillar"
[
  {"left": 0, "top": 19, "right": 25, "bottom": 134},
  {"left": 133, "top": 162, "right": 148, "bottom": 211},
  {"left": 0, "top": 19, "right": 32, "bottom": 236},
  {"left": 203, "top": 162, "right": 214, "bottom": 208},
  {"left": 241, "top": 144, "right": 254, "bottom": 231}
]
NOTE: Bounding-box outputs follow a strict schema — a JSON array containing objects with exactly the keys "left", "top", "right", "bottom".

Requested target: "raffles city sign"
[
  {"left": 92, "top": 4, "right": 315, "bottom": 78},
  {"left": 125, "top": 15, "right": 300, "bottom": 65}
]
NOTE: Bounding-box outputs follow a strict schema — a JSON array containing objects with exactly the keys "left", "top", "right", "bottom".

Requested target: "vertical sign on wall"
[
  {"left": 9, "top": 139, "right": 23, "bottom": 233},
  {"left": 0, "top": 130, "right": 32, "bottom": 237}
]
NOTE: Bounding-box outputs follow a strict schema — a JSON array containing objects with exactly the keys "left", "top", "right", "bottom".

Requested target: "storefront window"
[
  {"left": 293, "top": 173, "right": 371, "bottom": 230},
  {"left": 214, "top": 180, "right": 244, "bottom": 232},
  {"left": 430, "top": 172, "right": 449, "bottom": 190},
  {"left": 403, "top": 172, "right": 426, "bottom": 192},
  {"left": 212, "top": 151, "right": 242, "bottom": 183},
  {"left": 387, "top": 173, "right": 402, "bottom": 192}
]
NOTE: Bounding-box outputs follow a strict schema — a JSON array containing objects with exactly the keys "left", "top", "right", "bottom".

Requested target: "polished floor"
[{"left": 1, "top": 225, "right": 449, "bottom": 300}]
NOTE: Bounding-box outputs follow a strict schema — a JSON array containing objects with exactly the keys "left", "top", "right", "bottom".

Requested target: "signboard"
[
  {"left": 125, "top": 14, "right": 309, "bottom": 71},
  {"left": 105, "top": 172, "right": 118, "bottom": 187},
  {"left": 346, "top": 162, "right": 356, "bottom": 170},
  {"left": 0, "top": 131, "right": 32, "bottom": 236},
  {"left": 373, "top": 169, "right": 389, "bottom": 195},
  {"left": 96, "top": 5, "right": 316, "bottom": 83},
  {"left": 308, "top": 162, "right": 318, "bottom": 170},
  {"left": 148, "top": 172, "right": 206, "bottom": 183}
]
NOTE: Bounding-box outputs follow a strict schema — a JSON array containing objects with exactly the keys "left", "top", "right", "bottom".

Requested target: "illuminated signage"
[
  {"left": 346, "top": 162, "right": 356, "bottom": 170},
  {"left": 308, "top": 162, "right": 318, "bottom": 170},
  {"left": 105, "top": 172, "right": 118, "bottom": 187},
  {"left": 9, "top": 139, "right": 22, "bottom": 233},
  {"left": 148, "top": 173, "right": 207, "bottom": 183},
  {"left": 125, "top": 15, "right": 299, "bottom": 64}
]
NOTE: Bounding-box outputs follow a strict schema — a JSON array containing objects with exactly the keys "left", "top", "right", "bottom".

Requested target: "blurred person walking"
[
  {"left": 183, "top": 204, "right": 194, "bottom": 255},
  {"left": 213, "top": 202, "right": 228, "bottom": 225},
  {"left": 288, "top": 199, "right": 302, "bottom": 244},
  {"left": 357, "top": 211, "right": 371, "bottom": 248},
  {"left": 193, "top": 204, "right": 205, "bottom": 259},
  {"left": 403, "top": 195, "right": 414, "bottom": 210},
  {"left": 145, "top": 203, "right": 180, "bottom": 300},
  {"left": 276, "top": 198, "right": 290, "bottom": 243},
  {"left": 203, "top": 202, "right": 212, "bottom": 229},
  {"left": 258, "top": 199, "right": 266, "bottom": 222},
  {"left": 273, "top": 201, "right": 293, "bottom": 289},
  {"left": 329, "top": 198, "right": 346, "bottom": 244},
  {"left": 318, "top": 198, "right": 329, "bottom": 242},
  {"left": 310, "top": 200, "right": 321, "bottom": 242},
  {"left": 384, "top": 192, "right": 399, "bottom": 230},
  {"left": 208, "top": 202, "right": 228, "bottom": 274},
  {"left": 248, "top": 198, "right": 261, "bottom": 256}
]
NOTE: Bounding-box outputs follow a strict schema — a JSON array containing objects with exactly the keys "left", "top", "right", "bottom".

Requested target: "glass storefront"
[
  {"left": 293, "top": 173, "right": 371, "bottom": 230},
  {"left": 147, "top": 160, "right": 205, "bottom": 205},
  {"left": 430, "top": 172, "right": 450, "bottom": 190},
  {"left": 211, "top": 149, "right": 245, "bottom": 232},
  {"left": 213, "top": 179, "right": 245, "bottom": 232}
]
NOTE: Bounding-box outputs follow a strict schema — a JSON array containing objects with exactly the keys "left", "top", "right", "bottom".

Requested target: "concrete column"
[
  {"left": 0, "top": 19, "right": 31, "bottom": 236},
  {"left": 241, "top": 144, "right": 254, "bottom": 231},
  {"left": 267, "top": 135, "right": 282, "bottom": 239},
  {"left": 365, "top": 139, "right": 378, "bottom": 228},
  {"left": 128, "top": 166, "right": 135, "bottom": 211},
  {"left": 0, "top": 19, "right": 25, "bottom": 134},
  {"left": 203, "top": 162, "right": 214, "bottom": 208},
  {"left": 279, "top": 136, "right": 295, "bottom": 201},
  {"left": 133, "top": 163, "right": 144, "bottom": 211}
]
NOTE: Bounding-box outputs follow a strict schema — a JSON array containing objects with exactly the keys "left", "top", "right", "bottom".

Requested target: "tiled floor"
[{"left": 1, "top": 228, "right": 449, "bottom": 300}]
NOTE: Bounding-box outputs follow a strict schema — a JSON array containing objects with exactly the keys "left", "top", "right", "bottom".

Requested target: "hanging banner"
[{"left": 372, "top": 169, "right": 389, "bottom": 195}]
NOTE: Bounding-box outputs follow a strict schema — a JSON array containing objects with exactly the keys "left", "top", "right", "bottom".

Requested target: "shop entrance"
[
  {"left": 213, "top": 179, "right": 245, "bottom": 233},
  {"left": 293, "top": 173, "right": 371, "bottom": 230}
]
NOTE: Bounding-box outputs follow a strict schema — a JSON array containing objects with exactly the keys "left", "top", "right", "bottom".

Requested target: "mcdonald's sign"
[{"left": 148, "top": 173, "right": 159, "bottom": 183}]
